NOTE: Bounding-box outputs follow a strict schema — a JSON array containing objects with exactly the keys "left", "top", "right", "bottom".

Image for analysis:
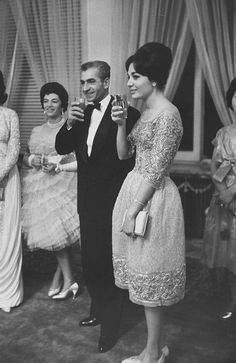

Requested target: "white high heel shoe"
[
  {"left": 1, "top": 307, "right": 11, "bottom": 313},
  {"left": 156, "top": 346, "right": 169, "bottom": 363},
  {"left": 48, "top": 284, "right": 62, "bottom": 297},
  {"left": 121, "top": 357, "right": 141, "bottom": 363},
  {"left": 52, "top": 282, "right": 79, "bottom": 300}
]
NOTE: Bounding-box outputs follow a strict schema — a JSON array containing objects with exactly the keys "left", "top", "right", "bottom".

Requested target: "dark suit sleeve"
[
  {"left": 55, "top": 121, "right": 77, "bottom": 155},
  {"left": 126, "top": 106, "right": 140, "bottom": 135}
]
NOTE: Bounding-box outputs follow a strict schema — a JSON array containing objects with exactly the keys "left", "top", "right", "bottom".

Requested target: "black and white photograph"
[{"left": 0, "top": 1, "right": 236, "bottom": 362}]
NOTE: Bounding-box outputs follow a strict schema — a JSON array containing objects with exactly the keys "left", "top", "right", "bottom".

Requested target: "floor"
[{"left": 0, "top": 241, "right": 236, "bottom": 363}]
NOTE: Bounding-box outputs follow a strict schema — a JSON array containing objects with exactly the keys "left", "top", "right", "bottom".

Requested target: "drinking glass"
[
  {"left": 74, "top": 96, "right": 86, "bottom": 111},
  {"left": 112, "top": 94, "right": 128, "bottom": 119},
  {"left": 112, "top": 94, "right": 127, "bottom": 108}
]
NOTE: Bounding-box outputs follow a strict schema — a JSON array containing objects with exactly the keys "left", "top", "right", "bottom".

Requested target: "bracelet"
[
  {"left": 55, "top": 164, "right": 64, "bottom": 173},
  {"left": 134, "top": 198, "right": 145, "bottom": 207},
  {"left": 28, "top": 154, "right": 35, "bottom": 167}
]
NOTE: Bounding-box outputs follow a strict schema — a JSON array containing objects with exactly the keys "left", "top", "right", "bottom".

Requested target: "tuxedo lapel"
[{"left": 90, "top": 98, "right": 113, "bottom": 158}]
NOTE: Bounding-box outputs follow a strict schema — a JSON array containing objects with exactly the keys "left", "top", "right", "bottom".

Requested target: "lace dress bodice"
[
  {"left": 128, "top": 109, "right": 183, "bottom": 188},
  {"left": 28, "top": 119, "right": 65, "bottom": 156},
  {"left": 0, "top": 106, "right": 20, "bottom": 182}
]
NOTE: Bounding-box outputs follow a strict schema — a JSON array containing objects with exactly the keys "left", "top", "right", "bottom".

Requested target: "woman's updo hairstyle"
[
  {"left": 226, "top": 78, "right": 236, "bottom": 110},
  {"left": 125, "top": 42, "right": 172, "bottom": 90},
  {"left": 0, "top": 70, "right": 8, "bottom": 105},
  {"left": 40, "top": 82, "right": 68, "bottom": 112}
]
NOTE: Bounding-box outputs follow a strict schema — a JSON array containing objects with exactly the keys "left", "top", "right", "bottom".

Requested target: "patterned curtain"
[
  {"left": 110, "top": 0, "right": 192, "bottom": 107},
  {"left": 9, "top": 0, "right": 82, "bottom": 99}
]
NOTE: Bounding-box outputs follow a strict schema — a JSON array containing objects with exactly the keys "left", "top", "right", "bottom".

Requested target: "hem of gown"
[
  {"left": 115, "top": 281, "right": 185, "bottom": 307},
  {"left": 0, "top": 298, "right": 23, "bottom": 309},
  {"left": 26, "top": 238, "right": 79, "bottom": 252},
  {"left": 113, "top": 257, "right": 186, "bottom": 307}
]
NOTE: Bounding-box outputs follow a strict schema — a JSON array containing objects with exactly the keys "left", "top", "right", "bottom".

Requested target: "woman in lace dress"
[
  {"left": 0, "top": 70, "right": 23, "bottom": 313},
  {"left": 21, "top": 82, "right": 80, "bottom": 300},
  {"left": 112, "top": 43, "right": 185, "bottom": 363},
  {"left": 202, "top": 78, "right": 236, "bottom": 320}
]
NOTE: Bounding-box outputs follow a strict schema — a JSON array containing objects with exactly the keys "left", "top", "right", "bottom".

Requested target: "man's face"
[{"left": 80, "top": 67, "right": 109, "bottom": 103}]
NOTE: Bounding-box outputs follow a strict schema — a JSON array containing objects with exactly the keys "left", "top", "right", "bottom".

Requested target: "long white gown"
[{"left": 0, "top": 106, "right": 23, "bottom": 310}]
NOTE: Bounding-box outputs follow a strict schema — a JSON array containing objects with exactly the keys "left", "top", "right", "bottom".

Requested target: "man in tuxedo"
[{"left": 55, "top": 60, "right": 140, "bottom": 352}]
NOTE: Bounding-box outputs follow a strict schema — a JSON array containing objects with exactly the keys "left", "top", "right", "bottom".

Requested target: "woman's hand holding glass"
[
  {"left": 40, "top": 155, "right": 56, "bottom": 173},
  {"left": 30, "top": 154, "right": 42, "bottom": 169},
  {"left": 67, "top": 97, "right": 86, "bottom": 127},
  {"left": 111, "top": 95, "right": 128, "bottom": 125},
  {"left": 41, "top": 162, "right": 56, "bottom": 173}
]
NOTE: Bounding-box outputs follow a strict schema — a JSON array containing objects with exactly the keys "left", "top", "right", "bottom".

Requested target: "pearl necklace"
[{"left": 47, "top": 117, "right": 64, "bottom": 129}]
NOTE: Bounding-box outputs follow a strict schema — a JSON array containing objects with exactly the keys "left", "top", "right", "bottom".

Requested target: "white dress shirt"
[{"left": 87, "top": 94, "right": 111, "bottom": 156}]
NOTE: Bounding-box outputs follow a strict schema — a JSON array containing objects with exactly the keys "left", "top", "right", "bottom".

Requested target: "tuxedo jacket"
[{"left": 55, "top": 97, "right": 140, "bottom": 228}]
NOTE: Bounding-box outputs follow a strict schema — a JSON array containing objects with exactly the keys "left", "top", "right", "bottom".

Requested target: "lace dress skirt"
[
  {"left": 112, "top": 170, "right": 186, "bottom": 307},
  {"left": 21, "top": 167, "right": 80, "bottom": 251}
]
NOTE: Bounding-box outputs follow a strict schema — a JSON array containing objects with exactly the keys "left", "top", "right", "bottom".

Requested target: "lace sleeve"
[
  {"left": 143, "top": 112, "right": 182, "bottom": 189},
  {"left": 126, "top": 134, "right": 135, "bottom": 157},
  {"left": 0, "top": 110, "right": 20, "bottom": 181}
]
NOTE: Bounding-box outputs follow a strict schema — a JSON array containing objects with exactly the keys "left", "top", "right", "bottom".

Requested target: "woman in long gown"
[
  {"left": 202, "top": 78, "right": 236, "bottom": 319},
  {"left": 21, "top": 82, "right": 80, "bottom": 300},
  {"left": 0, "top": 70, "right": 23, "bottom": 313},
  {"left": 112, "top": 43, "right": 185, "bottom": 363}
]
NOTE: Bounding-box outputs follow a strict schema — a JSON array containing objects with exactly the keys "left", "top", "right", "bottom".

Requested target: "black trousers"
[{"left": 80, "top": 209, "right": 124, "bottom": 336}]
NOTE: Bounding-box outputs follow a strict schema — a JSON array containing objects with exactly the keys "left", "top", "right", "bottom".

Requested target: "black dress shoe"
[
  {"left": 98, "top": 334, "right": 118, "bottom": 353},
  {"left": 79, "top": 316, "right": 100, "bottom": 327}
]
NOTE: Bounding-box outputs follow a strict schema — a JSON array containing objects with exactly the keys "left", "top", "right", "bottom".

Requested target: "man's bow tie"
[{"left": 87, "top": 102, "right": 101, "bottom": 111}]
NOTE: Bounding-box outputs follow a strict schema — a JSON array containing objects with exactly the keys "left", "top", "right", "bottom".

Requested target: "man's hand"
[{"left": 67, "top": 102, "right": 85, "bottom": 127}]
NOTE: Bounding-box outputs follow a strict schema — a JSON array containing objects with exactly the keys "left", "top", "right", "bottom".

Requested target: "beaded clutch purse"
[{"left": 121, "top": 210, "right": 149, "bottom": 237}]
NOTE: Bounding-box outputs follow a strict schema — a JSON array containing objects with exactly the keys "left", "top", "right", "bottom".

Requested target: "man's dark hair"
[{"left": 81, "top": 61, "right": 110, "bottom": 81}]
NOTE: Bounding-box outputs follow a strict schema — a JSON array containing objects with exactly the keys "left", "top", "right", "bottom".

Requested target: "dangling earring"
[{"left": 152, "top": 82, "right": 157, "bottom": 88}]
